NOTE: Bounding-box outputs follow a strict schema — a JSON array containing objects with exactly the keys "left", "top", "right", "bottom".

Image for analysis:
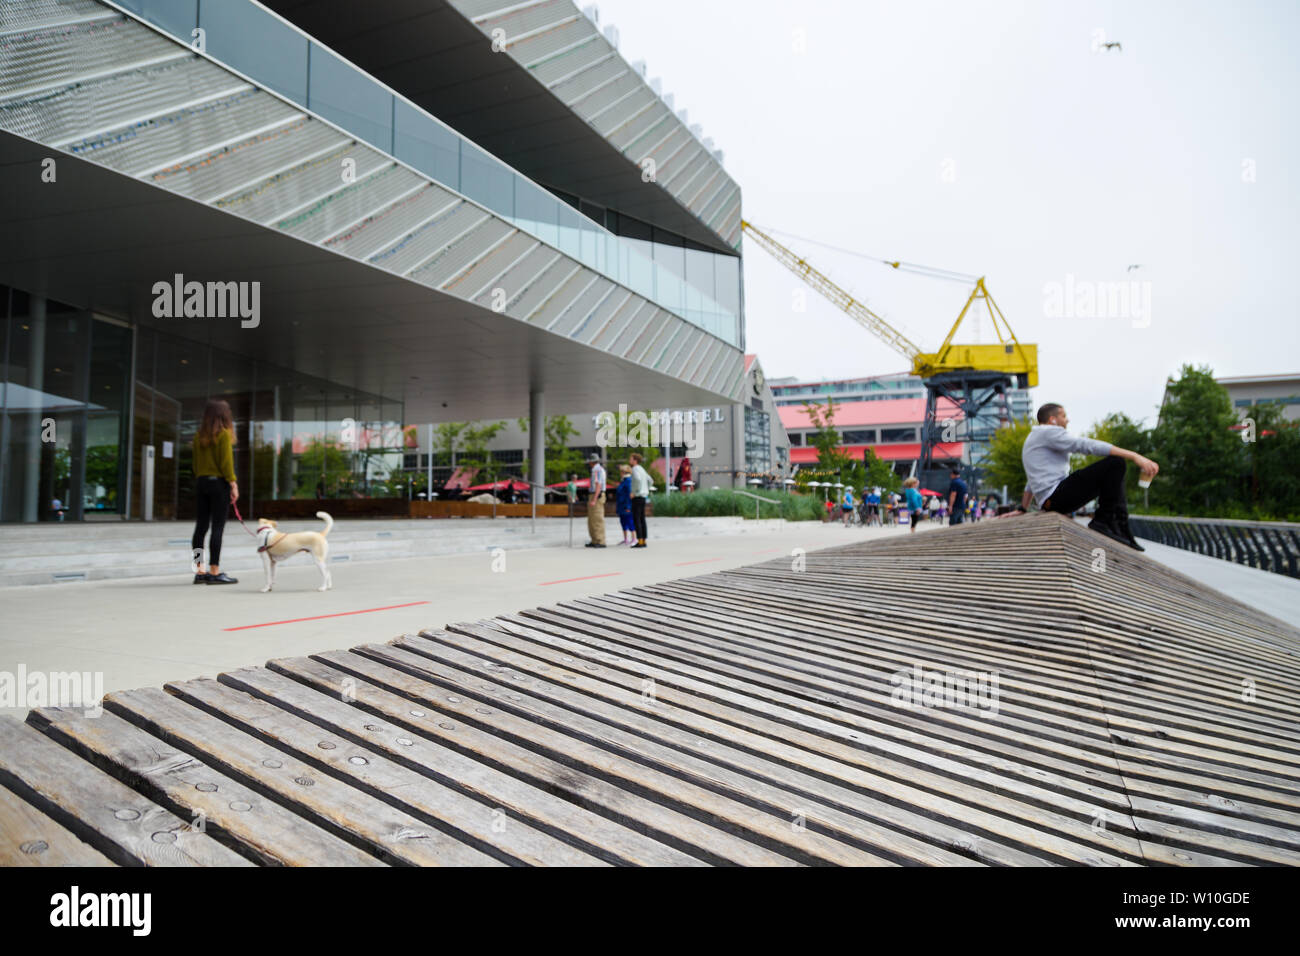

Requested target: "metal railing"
[
  {"left": 1127, "top": 515, "right": 1300, "bottom": 579},
  {"left": 732, "top": 490, "right": 784, "bottom": 521}
]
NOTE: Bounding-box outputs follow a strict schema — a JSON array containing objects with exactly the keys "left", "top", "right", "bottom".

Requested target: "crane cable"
[{"left": 762, "top": 226, "right": 979, "bottom": 284}]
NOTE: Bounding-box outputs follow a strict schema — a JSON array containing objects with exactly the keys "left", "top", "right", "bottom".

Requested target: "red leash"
[{"left": 231, "top": 499, "right": 259, "bottom": 538}]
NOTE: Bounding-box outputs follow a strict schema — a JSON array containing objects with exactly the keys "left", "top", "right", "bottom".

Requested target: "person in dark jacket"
[{"left": 615, "top": 464, "right": 635, "bottom": 545}]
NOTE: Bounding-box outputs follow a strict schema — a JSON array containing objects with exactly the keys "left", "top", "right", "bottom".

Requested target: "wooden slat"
[
  {"left": 0, "top": 512, "right": 1295, "bottom": 865},
  {"left": 0, "top": 783, "right": 115, "bottom": 867},
  {"left": 28, "top": 706, "right": 386, "bottom": 867},
  {"left": 0, "top": 717, "right": 251, "bottom": 867}
]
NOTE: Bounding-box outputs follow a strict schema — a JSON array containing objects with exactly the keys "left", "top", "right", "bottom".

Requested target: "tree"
[
  {"left": 519, "top": 414, "right": 587, "bottom": 486},
  {"left": 805, "top": 398, "right": 852, "bottom": 475},
  {"left": 1085, "top": 411, "right": 1152, "bottom": 501},
  {"left": 1148, "top": 365, "right": 1242, "bottom": 513},
  {"left": 457, "top": 421, "right": 508, "bottom": 487},
  {"left": 1241, "top": 402, "right": 1300, "bottom": 518},
  {"left": 862, "top": 448, "right": 900, "bottom": 493},
  {"left": 432, "top": 422, "right": 467, "bottom": 471},
  {"left": 295, "top": 438, "right": 351, "bottom": 498},
  {"left": 984, "top": 418, "right": 1034, "bottom": 497}
]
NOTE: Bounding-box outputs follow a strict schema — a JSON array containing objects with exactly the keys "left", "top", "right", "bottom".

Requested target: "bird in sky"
[
  {"left": 1127, "top": 264, "right": 1142, "bottom": 272},
  {"left": 1103, "top": 41, "right": 1123, "bottom": 52}
]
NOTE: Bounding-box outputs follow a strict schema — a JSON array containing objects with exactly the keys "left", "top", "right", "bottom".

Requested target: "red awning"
[
  {"left": 465, "top": 479, "right": 531, "bottom": 492},
  {"left": 444, "top": 466, "right": 478, "bottom": 490},
  {"left": 789, "top": 442, "right": 964, "bottom": 464}
]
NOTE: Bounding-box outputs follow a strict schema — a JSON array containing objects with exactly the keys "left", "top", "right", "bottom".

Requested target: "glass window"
[
  {"left": 842, "top": 429, "right": 877, "bottom": 444},
  {"left": 515, "top": 180, "right": 559, "bottom": 247},
  {"left": 460, "top": 141, "right": 514, "bottom": 219},
  {"left": 308, "top": 43, "right": 393, "bottom": 153},
  {"left": 116, "top": 0, "right": 197, "bottom": 43},
  {"left": 393, "top": 100, "right": 460, "bottom": 188},
  {"left": 714, "top": 253, "right": 740, "bottom": 318},
  {"left": 201, "top": 1, "right": 308, "bottom": 104},
  {"left": 557, "top": 206, "right": 583, "bottom": 260},
  {"left": 880, "top": 427, "right": 917, "bottom": 443}
]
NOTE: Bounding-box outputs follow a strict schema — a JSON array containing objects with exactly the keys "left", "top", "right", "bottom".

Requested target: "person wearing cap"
[{"left": 585, "top": 454, "right": 607, "bottom": 548}]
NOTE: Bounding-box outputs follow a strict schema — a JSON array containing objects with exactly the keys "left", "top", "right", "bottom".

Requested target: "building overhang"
[
  {"left": 0, "top": 129, "right": 737, "bottom": 422},
  {"left": 260, "top": 0, "right": 740, "bottom": 254}
]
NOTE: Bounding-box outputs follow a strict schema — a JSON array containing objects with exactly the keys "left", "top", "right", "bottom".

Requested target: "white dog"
[{"left": 255, "top": 511, "right": 333, "bottom": 592}]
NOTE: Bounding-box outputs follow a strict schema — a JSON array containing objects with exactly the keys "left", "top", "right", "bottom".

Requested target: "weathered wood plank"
[
  {"left": 28, "top": 706, "right": 385, "bottom": 867},
  {"left": 0, "top": 783, "right": 115, "bottom": 867},
  {"left": 0, "top": 717, "right": 250, "bottom": 867}
]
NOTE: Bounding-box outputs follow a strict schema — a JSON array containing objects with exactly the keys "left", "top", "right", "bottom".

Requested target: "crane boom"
[{"left": 741, "top": 220, "right": 923, "bottom": 362}]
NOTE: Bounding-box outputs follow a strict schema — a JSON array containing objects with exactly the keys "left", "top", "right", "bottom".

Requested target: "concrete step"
[{"left": 0, "top": 516, "right": 784, "bottom": 586}]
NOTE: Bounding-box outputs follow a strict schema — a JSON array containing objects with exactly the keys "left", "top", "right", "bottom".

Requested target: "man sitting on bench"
[{"left": 1019, "top": 403, "right": 1158, "bottom": 551}]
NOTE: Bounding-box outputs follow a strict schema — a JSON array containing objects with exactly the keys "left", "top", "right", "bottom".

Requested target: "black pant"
[
  {"left": 192, "top": 476, "right": 230, "bottom": 566},
  {"left": 1044, "top": 456, "right": 1126, "bottom": 517},
  {"left": 631, "top": 496, "right": 647, "bottom": 541}
]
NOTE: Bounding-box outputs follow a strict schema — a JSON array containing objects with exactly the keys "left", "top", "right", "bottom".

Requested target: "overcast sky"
[{"left": 597, "top": 0, "right": 1299, "bottom": 432}]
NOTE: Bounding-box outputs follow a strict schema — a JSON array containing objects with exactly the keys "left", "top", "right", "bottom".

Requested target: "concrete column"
[
  {"left": 22, "top": 296, "right": 46, "bottom": 522},
  {"left": 529, "top": 389, "right": 544, "bottom": 492}
]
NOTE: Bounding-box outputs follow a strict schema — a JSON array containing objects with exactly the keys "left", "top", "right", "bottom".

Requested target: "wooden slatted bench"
[{"left": 2, "top": 513, "right": 1297, "bottom": 866}]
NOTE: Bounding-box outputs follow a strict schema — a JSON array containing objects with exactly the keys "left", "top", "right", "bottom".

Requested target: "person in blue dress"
[
  {"left": 841, "top": 486, "right": 855, "bottom": 526},
  {"left": 615, "top": 464, "right": 635, "bottom": 546},
  {"left": 903, "top": 477, "right": 925, "bottom": 534}
]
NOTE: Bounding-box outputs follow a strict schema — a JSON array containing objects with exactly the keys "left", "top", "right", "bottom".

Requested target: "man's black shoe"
[
  {"left": 585, "top": 542, "right": 606, "bottom": 548},
  {"left": 207, "top": 572, "right": 238, "bottom": 585},
  {"left": 193, "top": 573, "right": 210, "bottom": 584},
  {"left": 1087, "top": 516, "right": 1129, "bottom": 549},
  {"left": 631, "top": 543, "right": 647, "bottom": 549},
  {"left": 1113, "top": 511, "right": 1146, "bottom": 552}
]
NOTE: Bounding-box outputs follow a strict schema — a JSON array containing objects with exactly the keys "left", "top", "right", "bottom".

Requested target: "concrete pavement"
[{"left": 0, "top": 519, "right": 938, "bottom": 718}]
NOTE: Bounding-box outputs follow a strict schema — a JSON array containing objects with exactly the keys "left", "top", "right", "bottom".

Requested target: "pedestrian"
[
  {"left": 903, "top": 477, "right": 925, "bottom": 533},
  {"left": 864, "top": 487, "right": 881, "bottom": 525},
  {"left": 674, "top": 457, "right": 693, "bottom": 492},
  {"left": 629, "top": 453, "right": 651, "bottom": 548},
  {"left": 841, "top": 486, "right": 855, "bottom": 526},
  {"left": 566, "top": 473, "right": 578, "bottom": 505},
  {"left": 585, "top": 455, "right": 607, "bottom": 548},
  {"left": 1018, "top": 402, "right": 1156, "bottom": 550},
  {"left": 947, "top": 468, "right": 968, "bottom": 526},
  {"left": 615, "top": 464, "right": 635, "bottom": 545},
  {"left": 928, "top": 494, "right": 941, "bottom": 522},
  {"left": 191, "top": 398, "right": 239, "bottom": 585}
]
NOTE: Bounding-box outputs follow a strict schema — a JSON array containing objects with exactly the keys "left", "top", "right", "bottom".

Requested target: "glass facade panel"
[
  {"left": 308, "top": 43, "right": 393, "bottom": 153},
  {"left": 114, "top": 0, "right": 197, "bottom": 42},
  {"left": 0, "top": 285, "right": 403, "bottom": 522},
  {"left": 201, "top": 1, "right": 308, "bottom": 104},
  {"left": 393, "top": 99, "right": 460, "bottom": 187},
  {"left": 461, "top": 141, "right": 514, "bottom": 219},
  {"left": 880, "top": 427, "right": 917, "bottom": 443},
  {"left": 106, "top": 0, "right": 744, "bottom": 344}
]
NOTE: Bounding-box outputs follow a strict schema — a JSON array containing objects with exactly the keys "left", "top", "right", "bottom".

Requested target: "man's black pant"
[
  {"left": 192, "top": 476, "right": 230, "bottom": 566},
  {"left": 631, "top": 496, "right": 648, "bottom": 542},
  {"left": 1044, "top": 456, "right": 1127, "bottom": 517}
]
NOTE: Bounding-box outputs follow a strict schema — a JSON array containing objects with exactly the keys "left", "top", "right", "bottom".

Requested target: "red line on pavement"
[
  {"left": 223, "top": 601, "right": 430, "bottom": 631},
  {"left": 540, "top": 572, "right": 624, "bottom": 586},
  {"left": 674, "top": 558, "right": 722, "bottom": 566}
]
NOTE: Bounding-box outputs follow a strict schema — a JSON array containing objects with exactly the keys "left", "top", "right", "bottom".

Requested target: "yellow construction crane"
[
  {"left": 741, "top": 219, "right": 1038, "bottom": 485},
  {"left": 740, "top": 220, "right": 1036, "bottom": 386}
]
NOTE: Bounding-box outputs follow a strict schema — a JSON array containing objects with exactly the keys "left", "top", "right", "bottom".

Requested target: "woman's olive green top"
[{"left": 193, "top": 429, "right": 236, "bottom": 483}]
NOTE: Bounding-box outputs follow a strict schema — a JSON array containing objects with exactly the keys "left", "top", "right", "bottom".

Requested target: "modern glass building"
[{"left": 0, "top": 0, "right": 745, "bottom": 521}]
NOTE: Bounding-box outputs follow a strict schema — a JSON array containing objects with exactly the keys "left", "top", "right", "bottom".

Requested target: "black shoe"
[
  {"left": 193, "top": 573, "right": 210, "bottom": 584},
  {"left": 585, "top": 542, "right": 606, "bottom": 548},
  {"left": 631, "top": 543, "right": 647, "bottom": 549},
  {"left": 206, "top": 572, "right": 238, "bottom": 585},
  {"left": 1113, "top": 510, "right": 1146, "bottom": 552},
  {"left": 1087, "top": 516, "right": 1129, "bottom": 548}
]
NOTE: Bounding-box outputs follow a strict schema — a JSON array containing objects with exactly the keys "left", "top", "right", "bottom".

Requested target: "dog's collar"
[{"left": 257, "top": 528, "right": 286, "bottom": 553}]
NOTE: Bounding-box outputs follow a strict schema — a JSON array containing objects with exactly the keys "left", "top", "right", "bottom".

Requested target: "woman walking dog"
[{"left": 191, "top": 398, "right": 239, "bottom": 585}]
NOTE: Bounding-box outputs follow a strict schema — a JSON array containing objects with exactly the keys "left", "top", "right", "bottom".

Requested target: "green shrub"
[{"left": 648, "top": 488, "right": 825, "bottom": 521}]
